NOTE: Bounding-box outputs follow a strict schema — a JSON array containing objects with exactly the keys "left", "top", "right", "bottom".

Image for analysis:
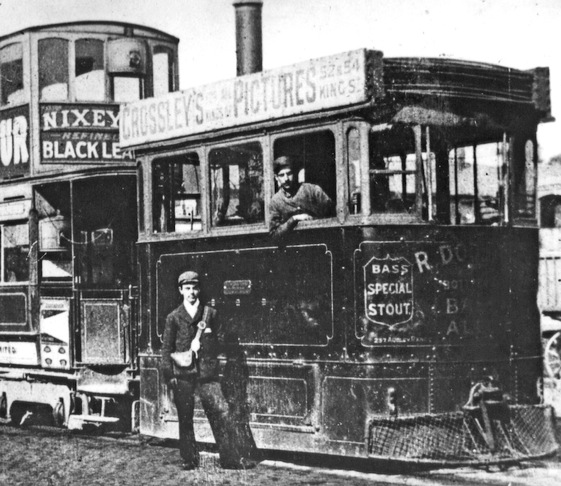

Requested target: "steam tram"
[
  {"left": 0, "top": 22, "right": 178, "bottom": 428},
  {"left": 120, "top": 48, "right": 558, "bottom": 463}
]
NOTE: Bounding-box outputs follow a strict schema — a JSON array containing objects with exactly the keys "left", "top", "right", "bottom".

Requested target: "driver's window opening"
[
  {"left": 369, "top": 126, "right": 417, "bottom": 213},
  {"left": 209, "top": 142, "right": 264, "bottom": 227},
  {"left": 73, "top": 178, "right": 137, "bottom": 288},
  {"left": 449, "top": 142, "right": 505, "bottom": 225},
  {"left": 153, "top": 153, "right": 202, "bottom": 233},
  {"left": 273, "top": 130, "right": 337, "bottom": 204},
  {"left": 35, "top": 183, "right": 72, "bottom": 281}
]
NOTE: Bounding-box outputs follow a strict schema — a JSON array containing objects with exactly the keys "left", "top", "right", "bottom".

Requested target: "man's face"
[
  {"left": 275, "top": 168, "right": 295, "bottom": 193},
  {"left": 179, "top": 283, "right": 200, "bottom": 304}
]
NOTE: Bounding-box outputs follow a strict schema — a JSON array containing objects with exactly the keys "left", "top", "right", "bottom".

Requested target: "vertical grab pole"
[
  {"left": 503, "top": 132, "right": 510, "bottom": 224},
  {"left": 425, "top": 126, "right": 433, "bottom": 221},
  {"left": 414, "top": 125, "right": 423, "bottom": 218}
]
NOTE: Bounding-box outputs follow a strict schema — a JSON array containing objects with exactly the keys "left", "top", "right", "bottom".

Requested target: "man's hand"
[
  {"left": 169, "top": 378, "right": 178, "bottom": 390},
  {"left": 293, "top": 213, "right": 313, "bottom": 222}
]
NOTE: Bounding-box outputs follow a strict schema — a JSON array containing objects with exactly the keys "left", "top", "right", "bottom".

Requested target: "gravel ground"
[
  {"left": 0, "top": 425, "right": 400, "bottom": 486},
  {"left": 2, "top": 380, "right": 561, "bottom": 486},
  {"left": 1, "top": 422, "right": 560, "bottom": 486}
]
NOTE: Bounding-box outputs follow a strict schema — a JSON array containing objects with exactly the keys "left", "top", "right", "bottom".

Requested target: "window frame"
[
  {"left": 151, "top": 151, "right": 205, "bottom": 235},
  {"left": 0, "top": 41, "right": 26, "bottom": 107},
  {"left": 448, "top": 137, "right": 509, "bottom": 226},
  {"left": 269, "top": 123, "right": 342, "bottom": 228},
  {"left": 144, "top": 146, "right": 207, "bottom": 238},
  {"left": 33, "top": 32, "right": 171, "bottom": 103},
  {"left": 152, "top": 45, "right": 175, "bottom": 98},
  {"left": 208, "top": 138, "right": 266, "bottom": 230},
  {"left": 348, "top": 122, "right": 422, "bottom": 224},
  {"left": 74, "top": 37, "right": 106, "bottom": 102},
  {"left": 0, "top": 220, "right": 30, "bottom": 285}
]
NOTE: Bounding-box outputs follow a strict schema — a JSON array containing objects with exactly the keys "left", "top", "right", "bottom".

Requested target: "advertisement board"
[
  {"left": 40, "top": 103, "right": 133, "bottom": 164},
  {"left": 0, "top": 105, "right": 30, "bottom": 179},
  {"left": 120, "top": 49, "right": 383, "bottom": 148}
]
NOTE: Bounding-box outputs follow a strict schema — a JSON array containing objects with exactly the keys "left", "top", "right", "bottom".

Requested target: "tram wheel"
[
  {"left": 52, "top": 399, "right": 65, "bottom": 427},
  {"left": 544, "top": 332, "right": 561, "bottom": 380}
]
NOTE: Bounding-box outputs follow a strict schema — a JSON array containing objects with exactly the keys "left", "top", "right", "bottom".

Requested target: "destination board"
[{"left": 120, "top": 49, "right": 382, "bottom": 148}]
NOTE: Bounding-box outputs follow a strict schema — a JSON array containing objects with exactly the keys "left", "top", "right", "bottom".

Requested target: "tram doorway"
[{"left": 35, "top": 176, "right": 138, "bottom": 369}]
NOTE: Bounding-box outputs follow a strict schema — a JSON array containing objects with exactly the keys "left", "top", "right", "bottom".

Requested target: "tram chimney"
[{"left": 233, "top": 0, "right": 263, "bottom": 75}]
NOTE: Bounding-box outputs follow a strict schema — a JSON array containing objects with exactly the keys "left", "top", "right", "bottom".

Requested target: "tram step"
[{"left": 67, "top": 414, "right": 120, "bottom": 430}]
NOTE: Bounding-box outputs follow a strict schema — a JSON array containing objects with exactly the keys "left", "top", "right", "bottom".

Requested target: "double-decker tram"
[
  {"left": 0, "top": 21, "right": 178, "bottom": 428},
  {"left": 120, "top": 46, "right": 559, "bottom": 464}
]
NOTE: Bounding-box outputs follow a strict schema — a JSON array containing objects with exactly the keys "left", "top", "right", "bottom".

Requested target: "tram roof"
[
  {"left": 0, "top": 20, "right": 179, "bottom": 43},
  {"left": 120, "top": 48, "right": 550, "bottom": 150}
]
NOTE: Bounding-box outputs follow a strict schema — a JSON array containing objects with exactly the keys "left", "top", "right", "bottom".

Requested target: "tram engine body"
[
  {"left": 121, "top": 49, "right": 558, "bottom": 465},
  {"left": 0, "top": 21, "right": 178, "bottom": 428}
]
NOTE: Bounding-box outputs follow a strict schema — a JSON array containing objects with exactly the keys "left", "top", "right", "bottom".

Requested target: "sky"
[{"left": 1, "top": 0, "right": 560, "bottom": 160}]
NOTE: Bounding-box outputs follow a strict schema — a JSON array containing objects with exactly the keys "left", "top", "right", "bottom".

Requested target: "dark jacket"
[
  {"left": 269, "top": 182, "right": 334, "bottom": 238},
  {"left": 161, "top": 303, "right": 220, "bottom": 382}
]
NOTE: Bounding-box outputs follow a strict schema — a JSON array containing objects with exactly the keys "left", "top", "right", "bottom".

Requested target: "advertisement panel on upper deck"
[
  {"left": 40, "top": 104, "right": 133, "bottom": 164},
  {"left": 0, "top": 105, "right": 30, "bottom": 179},
  {"left": 120, "top": 49, "right": 383, "bottom": 148}
]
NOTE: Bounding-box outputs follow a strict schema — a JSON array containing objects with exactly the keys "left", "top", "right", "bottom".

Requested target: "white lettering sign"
[
  {"left": 0, "top": 115, "right": 29, "bottom": 167},
  {"left": 120, "top": 49, "right": 381, "bottom": 148},
  {"left": 0, "top": 341, "right": 39, "bottom": 365}
]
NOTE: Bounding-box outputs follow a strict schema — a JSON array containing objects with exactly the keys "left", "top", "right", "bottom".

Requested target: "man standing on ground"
[{"left": 162, "top": 270, "right": 257, "bottom": 470}]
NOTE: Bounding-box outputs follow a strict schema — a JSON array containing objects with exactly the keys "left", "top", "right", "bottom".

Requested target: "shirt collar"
[{"left": 184, "top": 299, "right": 200, "bottom": 318}]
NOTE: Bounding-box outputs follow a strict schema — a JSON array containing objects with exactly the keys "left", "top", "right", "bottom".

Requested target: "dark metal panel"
[
  {"left": 80, "top": 299, "right": 124, "bottom": 364},
  {"left": 0, "top": 292, "right": 27, "bottom": 329},
  {"left": 156, "top": 244, "right": 334, "bottom": 347},
  {"left": 323, "top": 375, "right": 429, "bottom": 443}
]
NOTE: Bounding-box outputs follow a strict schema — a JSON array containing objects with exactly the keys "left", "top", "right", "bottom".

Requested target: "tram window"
[
  {"left": 273, "top": 130, "right": 336, "bottom": 202},
  {"left": 449, "top": 143, "right": 504, "bottom": 225},
  {"left": 113, "top": 76, "right": 141, "bottom": 102},
  {"left": 0, "top": 43, "right": 24, "bottom": 105},
  {"left": 75, "top": 39, "right": 105, "bottom": 101},
  {"left": 35, "top": 184, "right": 72, "bottom": 281},
  {"left": 0, "top": 223, "right": 29, "bottom": 283},
  {"left": 514, "top": 139, "right": 536, "bottom": 218},
  {"left": 153, "top": 47, "right": 173, "bottom": 97},
  {"left": 153, "top": 153, "right": 202, "bottom": 233},
  {"left": 209, "top": 142, "right": 264, "bottom": 227},
  {"left": 369, "top": 126, "right": 416, "bottom": 213},
  {"left": 39, "top": 38, "right": 69, "bottom": 101}
]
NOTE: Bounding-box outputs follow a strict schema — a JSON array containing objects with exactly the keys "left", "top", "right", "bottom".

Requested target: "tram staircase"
[{"left": 367, "top": 380, "right": 559, "bottom": 466}]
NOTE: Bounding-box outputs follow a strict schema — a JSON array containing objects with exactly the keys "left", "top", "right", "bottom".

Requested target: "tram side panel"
[
  {"left": 139, "top": 224, "right": 542, "bottom": 456},
  {"left": 138, "top": 233, "right": 340, "bottom": 441}
]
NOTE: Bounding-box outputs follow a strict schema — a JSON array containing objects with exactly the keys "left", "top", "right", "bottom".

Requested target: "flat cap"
[
  {"left": 178, "top": 271, "right": 200, "bottom": 286},
  {"left": 273, "top": 155, "right": 296, "bottom": 174}
]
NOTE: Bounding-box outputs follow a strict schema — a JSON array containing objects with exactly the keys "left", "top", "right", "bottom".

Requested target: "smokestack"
[{"left": 233, "top": 0, "right": 263, "bottom": 76}]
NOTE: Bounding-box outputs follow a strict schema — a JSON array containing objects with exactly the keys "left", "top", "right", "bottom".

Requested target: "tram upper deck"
[{"left": 0, "top": 21, "right": 179, "bottom": 182}]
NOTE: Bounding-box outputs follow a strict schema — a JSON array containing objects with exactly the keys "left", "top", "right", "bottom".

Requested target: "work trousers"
[{"left": 173, "top": 377, "right": 246, "bottom": 468}]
